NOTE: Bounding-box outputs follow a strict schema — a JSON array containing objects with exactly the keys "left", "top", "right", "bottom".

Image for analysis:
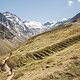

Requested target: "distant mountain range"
[{"left": 1, "top": 12, "right": 55, "bottom": 39}]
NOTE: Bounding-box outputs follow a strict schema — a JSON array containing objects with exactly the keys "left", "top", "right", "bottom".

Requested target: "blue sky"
[{"left": 0, "top": 0, "right": 80, "bottom": 23}]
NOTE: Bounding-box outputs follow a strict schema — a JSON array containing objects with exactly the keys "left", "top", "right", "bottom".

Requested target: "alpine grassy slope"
[{"left": 0, "top": 13, "right": 80, "bottom": 80}]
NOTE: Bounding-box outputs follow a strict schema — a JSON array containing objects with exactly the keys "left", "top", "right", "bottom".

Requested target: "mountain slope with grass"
[{"left": 0, "top": 13, "right": 80, "bottom": 80}]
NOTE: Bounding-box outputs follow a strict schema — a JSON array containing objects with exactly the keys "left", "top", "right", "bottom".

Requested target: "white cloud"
[
  {"left": 68, "top": 0, "right": 73, "bottom": 6},
  {"left": 62, "top": 18, "right": 67, "bottom": 21},
  {"left": 78, "top": 0, "right": 80, "bottom": 2}
]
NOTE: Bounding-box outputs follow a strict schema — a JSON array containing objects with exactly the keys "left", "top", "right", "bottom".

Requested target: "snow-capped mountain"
[
  {"left": 24, "top": 21, "right": 43, "bottom": 29},
  {"left": 3, "top": 12, "right": 48, "bottom": 37},
  {"left": 0, "top": 12, "right": 49, "bottom": 54},
  {"left": 23, "top": 21, "right": 45, "bottom": 35},
  {"left": 23, "top": 21, "right": 55, "bottom": 35},
  {"left": 0, "top": 12, "right": 30, "bottom": 54},
  {"left": 3, "top": 12, "right": 26, "bottom": 30},
  {"left": 3, "top": 12, "right": 30, "bottom": 37}
]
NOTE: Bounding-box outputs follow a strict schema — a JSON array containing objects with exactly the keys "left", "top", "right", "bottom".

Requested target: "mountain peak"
[
  {"left": 43, "top": 22, "right": 54, "bottom": 26},
  {"left": 24, "top": 21, "right": 43, "bottom": 29},
  {"left": 3, "top": 11, "right": 22, "bottom": 22}
]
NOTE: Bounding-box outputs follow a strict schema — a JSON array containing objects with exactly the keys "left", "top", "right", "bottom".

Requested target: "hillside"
[{"left": 0, "top": 17, "right": 80, "bottom": 80}]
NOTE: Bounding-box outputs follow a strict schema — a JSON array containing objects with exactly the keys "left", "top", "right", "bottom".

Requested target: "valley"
[{"left": 0, "top": 12, "right": 80, "bottom": 80}]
